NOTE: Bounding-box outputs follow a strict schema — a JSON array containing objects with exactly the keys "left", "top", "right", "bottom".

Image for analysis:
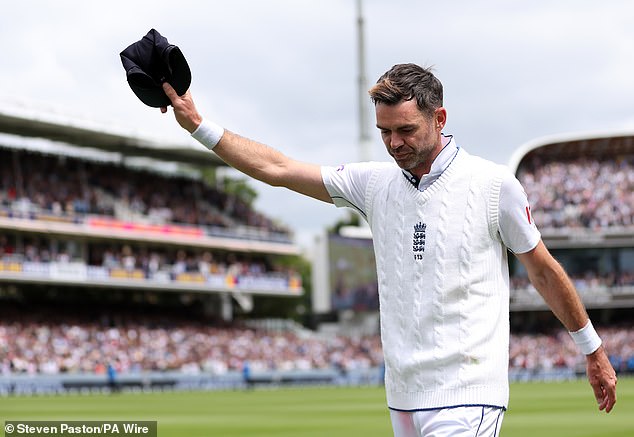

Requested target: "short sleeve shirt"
[{"left": 322, "top": 140, "right": 541, "bottom": 255}]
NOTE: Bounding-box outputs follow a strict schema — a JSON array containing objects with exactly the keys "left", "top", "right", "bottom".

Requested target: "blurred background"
[{"left": 0, "top": 0, "right": 633, "bottom": 400}]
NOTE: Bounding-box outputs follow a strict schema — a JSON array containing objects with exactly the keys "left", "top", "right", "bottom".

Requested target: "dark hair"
[{"left": 369, "top": 63, "right": 443, "bottom": 116}]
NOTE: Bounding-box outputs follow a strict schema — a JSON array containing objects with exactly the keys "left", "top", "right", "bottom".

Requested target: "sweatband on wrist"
[
  {"left": 569, "top": 320, "right": 602, "bottom": 355},
  {"left": 191, "top": 119, "right": 225, "bottom": 150}
]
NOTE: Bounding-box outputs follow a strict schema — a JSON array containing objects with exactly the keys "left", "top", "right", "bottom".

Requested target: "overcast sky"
[{"left": 1, "top": 1, "right": 633, "bottom": 251}]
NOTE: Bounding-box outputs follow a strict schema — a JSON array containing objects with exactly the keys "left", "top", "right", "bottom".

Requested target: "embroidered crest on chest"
[{"left": 413, "top": 221, "right": 426, "bottom": 261}]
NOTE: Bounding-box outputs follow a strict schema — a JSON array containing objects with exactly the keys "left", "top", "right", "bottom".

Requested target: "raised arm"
[
  {"left": 161, "top": 83, "right": 333, "bottom": 204},
  {"left": 515, "top": 240, "right": 617, "bottom": 413}
]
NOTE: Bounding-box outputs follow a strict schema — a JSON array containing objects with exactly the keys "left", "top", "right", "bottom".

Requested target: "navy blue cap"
[{"left": 120, "top": 29, "right": 191, "bottom": 108}]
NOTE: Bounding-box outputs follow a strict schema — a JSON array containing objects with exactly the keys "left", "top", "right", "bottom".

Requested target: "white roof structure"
[
  {"left": 508, "top": 128, "right": 634, "bottom": 174},
  {"left": 0, "top": 101, "right": 225, "bottom": 167}
]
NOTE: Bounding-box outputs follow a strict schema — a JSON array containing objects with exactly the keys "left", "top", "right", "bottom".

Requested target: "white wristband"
[
  {"left": 191, "top": 119, "right": 225, "bottom": 150},
  {"left": 569, "top": 320, "right": 602, "bottom": 355}
]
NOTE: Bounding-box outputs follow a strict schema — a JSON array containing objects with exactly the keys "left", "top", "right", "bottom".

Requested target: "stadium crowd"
[
  {"left": 4, "top": 149, "right": 632, "bottom": 236},
  {"left": 510, "top": 326, "right": 634, "bottom": 374},
  {"left": 0, "top": 148, "right": 290, "bottom": 237},
  {"left": 511, "top": 269, "right": 634, "bottom": 290},
  {"left": 1, "top": 235, "right": 295, "bottom": 281},
  {"left": 1, "top": 129, "right": 634, "bottom": 383},
  {"left": 1, "top": 307, "right": 633, "bottom": 376},
  {"left": 517, "top": 155, "right": 634, "bottom": 229},
  {"left": 0, "top": 309, "right": 383, "bottom": 376}
]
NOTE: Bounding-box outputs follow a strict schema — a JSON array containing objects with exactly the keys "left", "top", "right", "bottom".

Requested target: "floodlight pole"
[{"left": 356, "top": 0, "right": 372, "bottom": 162}]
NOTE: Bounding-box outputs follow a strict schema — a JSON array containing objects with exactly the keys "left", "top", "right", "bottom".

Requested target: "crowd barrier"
[
  {"left": 0, "top": 368, "right": 384, "bottom": 396},
  {"left": 0, "top": 259, "right": 302, "bottom": 295},
  {"left": 3, "top": 366, "right": 634, "bottom": 396}
]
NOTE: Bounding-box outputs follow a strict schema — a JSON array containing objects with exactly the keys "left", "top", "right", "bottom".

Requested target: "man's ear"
[{"left": 435, "top": 107, "right": 447, "bottom": 130}]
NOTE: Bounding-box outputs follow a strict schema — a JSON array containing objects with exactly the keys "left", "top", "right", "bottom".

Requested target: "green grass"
[{"left": 1, "top": 378, "right": 632, "bottom": 436}]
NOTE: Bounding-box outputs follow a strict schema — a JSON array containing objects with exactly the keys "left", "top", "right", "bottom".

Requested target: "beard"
[{"left": 389, "top": 141, "right": 438, "bottom": 175}]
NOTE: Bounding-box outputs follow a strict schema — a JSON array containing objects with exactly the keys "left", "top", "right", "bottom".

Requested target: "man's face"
[{"left": 375, "top": 99, "right": 444, "bottom": 178}]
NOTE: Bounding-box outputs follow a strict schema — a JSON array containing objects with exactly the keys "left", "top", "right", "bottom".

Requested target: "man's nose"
[{"left": 390, "top": 133, "right": 404, "bottom": 149}]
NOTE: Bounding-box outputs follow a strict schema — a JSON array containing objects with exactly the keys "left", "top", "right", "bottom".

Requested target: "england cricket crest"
[{"left": 413, "top": 221, "right": 426, "bottom": 261}]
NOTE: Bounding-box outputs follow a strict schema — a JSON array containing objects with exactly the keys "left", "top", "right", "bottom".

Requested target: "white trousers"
[{"left": 390, "top": 406, "right": 505, "bottom": 437}]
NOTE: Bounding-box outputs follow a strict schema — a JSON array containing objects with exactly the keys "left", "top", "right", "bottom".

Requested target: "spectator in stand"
[
  {"left": 121, "top": 245, "right": 137, "bottom": 271},
  {"left": 0, "top": 235, "right": 14, "bottom": 257}
]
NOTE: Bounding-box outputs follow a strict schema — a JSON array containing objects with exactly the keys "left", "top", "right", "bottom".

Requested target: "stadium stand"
[
  {"left": 517, "top": 154, "right": 633, "bottom": 230},
  {"left": 0, "top": 301, "right": 383, "bottom": 375},
  {"left": 0, "top": 147, "right": 292, "bottom": 240},
  {"left": 0, "top": 105, "right": 320, "bottom": 392},
  {"left": 508, "top": 131, "right": 634, "bottom": 310},
  {"left": 507, "top": 130, "right": 634, "bottom": 380},
  {"left": 1, "top": 105, "right": 633, "bottom": 393},
  {"left": 0, "top": 104, "right": 304, "bottom": 346}
]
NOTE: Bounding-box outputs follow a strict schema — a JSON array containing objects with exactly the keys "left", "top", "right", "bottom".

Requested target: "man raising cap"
[{"left": 158, "top": 63, "right": 617, "bottom": 437}]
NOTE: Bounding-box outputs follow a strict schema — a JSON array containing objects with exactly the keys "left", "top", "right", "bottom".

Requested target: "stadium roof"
[
  {"left": 508, "top": 128, "right": 634, "bottom": 174},
  {"left": 0, "top": 102, "right": 226, "bottom": 167}
]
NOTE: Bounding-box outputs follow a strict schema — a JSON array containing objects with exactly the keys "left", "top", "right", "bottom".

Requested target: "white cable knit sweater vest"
[{"left": 365, "top": 149, "right": 510, "bottom": 411}]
